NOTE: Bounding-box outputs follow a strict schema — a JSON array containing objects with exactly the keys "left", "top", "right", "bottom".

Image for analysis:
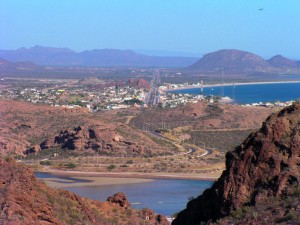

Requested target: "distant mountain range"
[
  {"left": 0, "top": 46, "right": 198, "bottom": 68},
  {"left": 188, "top": 49, "right": 300, "bottom": 74},
  {"left": 1, "top": 46, "right": 299, "bottom": 75}
]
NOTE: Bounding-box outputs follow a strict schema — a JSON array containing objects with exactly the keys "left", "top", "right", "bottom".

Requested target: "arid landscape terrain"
[
  {"left": 1, "top": 101, "right": 299, "bottom": 224},
  {"left": 0, "top": 97, "right": 277, "bottom": 179}
]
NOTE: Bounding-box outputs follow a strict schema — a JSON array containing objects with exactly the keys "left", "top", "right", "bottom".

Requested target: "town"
[{"left": 0, "top": 76, "right": 295, "bottom": 110}]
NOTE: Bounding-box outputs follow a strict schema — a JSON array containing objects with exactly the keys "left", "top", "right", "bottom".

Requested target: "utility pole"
[{"left": 221, "top": 68, "right": 224, "bottom": 97}]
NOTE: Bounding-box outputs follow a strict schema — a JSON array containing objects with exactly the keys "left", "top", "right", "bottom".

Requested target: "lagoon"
[{"left": 36, "top": 172, "right": 213, "bottom": 216}]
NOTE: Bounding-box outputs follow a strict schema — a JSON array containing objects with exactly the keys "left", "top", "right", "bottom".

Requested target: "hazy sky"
[{"left": 1, "top": 0, "right": 300, "bottom": 58}]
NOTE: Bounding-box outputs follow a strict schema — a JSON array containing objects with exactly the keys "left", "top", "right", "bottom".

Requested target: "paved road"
[{"left": 148, "top": 131, "right": 213, "bottom": 158}]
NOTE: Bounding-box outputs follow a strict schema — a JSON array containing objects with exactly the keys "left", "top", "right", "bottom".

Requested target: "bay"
[{"left": 170, "top": 82, "right": 300, "bottom": 104}]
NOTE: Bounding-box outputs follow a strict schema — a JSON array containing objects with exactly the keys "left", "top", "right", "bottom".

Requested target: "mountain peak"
[
  {"left": 188, "top": 49, "right": 270, "bottom": 73},
  {"left": 268, "top": 54, "right": 297, "bottom": 68}
]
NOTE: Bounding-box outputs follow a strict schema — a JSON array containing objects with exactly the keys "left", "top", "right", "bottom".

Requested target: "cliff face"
[
  {"left": 0, "top": 159, "right": 169, "bottom": 225},
  {"left": 173, "top": 104, "right": 300, "bottom": 225}
]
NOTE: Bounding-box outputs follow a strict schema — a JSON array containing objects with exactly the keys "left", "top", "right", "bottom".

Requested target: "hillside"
[
  {"left": 0, "top": 46, "right": 198, "bottom": 68},
  {"left": 0, "top": 158, "right": 169, "bottom": 224},
  {"left": 172, "top": 103, "right": 300, "bottom": 224},
  {"left": 0, "top": 99, "right": 174, "bottom": 157}
]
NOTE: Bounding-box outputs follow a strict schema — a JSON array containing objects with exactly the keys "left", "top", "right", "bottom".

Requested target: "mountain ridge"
[
  {"left": 1, "top": 46, "right": 299, "bottom": 73},
  {"left": 0, "top": 46, "right": 198, "bottom": 68}
]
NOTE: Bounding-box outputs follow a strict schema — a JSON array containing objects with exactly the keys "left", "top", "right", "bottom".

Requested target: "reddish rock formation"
[
  {"left": 107, "top": 192, "right": 130, "bottom": 209},
  {"left": 172, "top": 103, "right": 300, "bottom": 225},
  {"left": 53, "top": 126, "right": 103, "bottom": 151},
  {"left": 38, "top": 125, "right": 158, "bottom": 156},
  {"left": 0, "top": 158, "right": 169, "bottom": 225},
  {"left": 128, "top": 78, "right": 151, "bottom": 90}
]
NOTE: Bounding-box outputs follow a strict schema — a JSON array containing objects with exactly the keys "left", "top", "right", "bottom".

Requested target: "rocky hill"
[
  {"left": 0, "top": 46, "right": 198, "bottom": 68},
  {"left": 187, "top": 49, "right": 300, "bottom": 75},
  {"left": 172, "top": 103, "right": 300, "bottom": 224},
  {"left": 267, "top": 55, "right": 298, "bottom": 68},
  {"left": 188, "top": 49, "right": 271, "bottom": 73},
  {"left": 127, "top": 78, "right": 150, "bottom": 90},
  {"left": 0, "top": 158, "right": 169, "bottom": 225}
]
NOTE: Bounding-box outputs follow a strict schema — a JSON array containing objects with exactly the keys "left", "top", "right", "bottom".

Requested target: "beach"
[{"left": 166, "top": 80, "right": 300, "bottom": 92}]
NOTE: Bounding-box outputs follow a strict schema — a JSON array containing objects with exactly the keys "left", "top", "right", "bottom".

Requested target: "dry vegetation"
[{"left": 0, "top": 99, "right": 279, "bottom": 177}]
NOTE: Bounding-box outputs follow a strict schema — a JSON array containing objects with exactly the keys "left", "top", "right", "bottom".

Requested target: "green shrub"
[
  {"left": 126, "top": 160, "right": 133, "bottom": 164},
  {"left": 107, "top": 164, "right": 116, "bottom": 170},
  {"left": 40, "top": 160, "right": 52, "bottom": 165},
  {"left": 65, "top": 162, "right": 77, "bottom": 169}
]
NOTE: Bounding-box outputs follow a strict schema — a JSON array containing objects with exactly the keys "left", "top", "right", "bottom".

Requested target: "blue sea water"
[
  {"left": 171, "top": 82, "right": 300, "bottom": 104},
  {"left": 35, "top": 172, "right": 212, "bottom": 216}
]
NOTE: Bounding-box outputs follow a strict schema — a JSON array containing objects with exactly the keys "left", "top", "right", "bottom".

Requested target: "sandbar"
[
  {"left": 38, "top": 175, "right": 154, "bottom": 189},
  {"left": 37, "top": 169, "right": 220, "bottom": 189}
]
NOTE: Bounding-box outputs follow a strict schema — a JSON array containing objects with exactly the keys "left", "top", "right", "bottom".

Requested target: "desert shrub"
[
  {"left": 5, "top": 155, "right": 15, "bottom": 163},
  {"left": 40, "top": 160, "right": 52, "bottom": 165},
  {"left": 126, "top": 160, "right": 133, "bottom": 164},
  {"left": 107, "top": 164, "right": 116, "bottom": 170},
  {"left": 65, "top": 162, "right": 77, "bottom": 169},
  {"left": 275, "top": 212, "right": 296, "bottom": 223}
]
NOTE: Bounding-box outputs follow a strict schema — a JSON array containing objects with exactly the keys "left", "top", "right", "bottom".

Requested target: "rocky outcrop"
[
  {"left": 128, "top": 78, "right": 151, "bottom": 90},
  {"left": 53, "top": 126, "right": 103, "bottom": 151},
  {"left": 173, "top": 103, "right": 300, "bottom": 225},
  {"left": 0, "top": 158, "right": 169, "bottom": 225},
  {"left": 39, "top": 125, "right": 120, "bottom": 154},
  {"left": 107, "top": 192, "right": 130, "bottom": 209},
  {"left": 37, "top": 125, "right": 160, "bottom": 156}
]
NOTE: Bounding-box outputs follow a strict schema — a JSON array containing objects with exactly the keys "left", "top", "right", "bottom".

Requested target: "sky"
[{"left": 1, "top": 0, "right": 300, "bottom": 58}]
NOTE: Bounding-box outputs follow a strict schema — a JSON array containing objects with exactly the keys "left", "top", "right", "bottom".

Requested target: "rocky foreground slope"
[
  {"left": 0, "top": 158, "right": 169, "bottom": 225},
  {"left": 173, "top": 104, "right": 300, "bottom": 224}
]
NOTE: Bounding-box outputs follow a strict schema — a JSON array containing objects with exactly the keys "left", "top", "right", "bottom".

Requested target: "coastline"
[
  {"left": 166, "top": 80, "right": 300, "bottom": 92},
  {"left": 36, "top": 169, "right": 220, "bottom": 188}
]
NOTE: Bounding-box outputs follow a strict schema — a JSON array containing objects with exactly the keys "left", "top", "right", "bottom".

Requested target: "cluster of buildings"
[{"left": 0, "top": 78, "right": 208, "bottom": 111}]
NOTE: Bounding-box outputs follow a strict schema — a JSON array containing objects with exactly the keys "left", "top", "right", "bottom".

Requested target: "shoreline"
[
  {"left": 36, "top": 169, "right": 220, "bottom": 188},
  {"left": 166, "top": 80, "right": 300, "bottom": 92}
]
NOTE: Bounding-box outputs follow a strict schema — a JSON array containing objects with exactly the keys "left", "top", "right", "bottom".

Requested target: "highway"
[{"left": 147, "top": 130, "right": 213, "bottom": 158}]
